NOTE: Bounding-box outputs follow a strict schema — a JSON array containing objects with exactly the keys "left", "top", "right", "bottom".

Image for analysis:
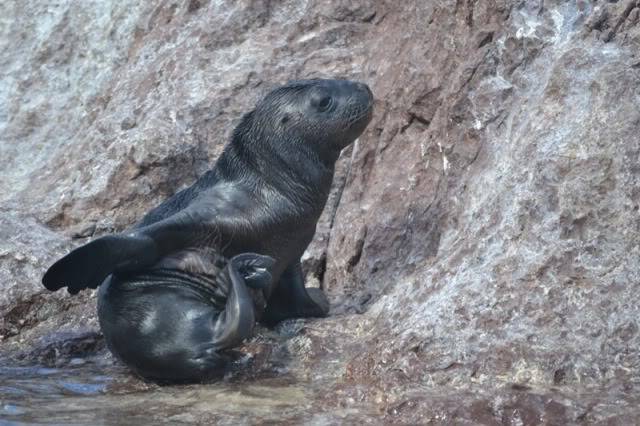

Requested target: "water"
[
  {"left": 0, "top": 321, "right": 381, "bottom": 425},
  {"left": 2, "top": 354, "right": 639, "bottom": 425},
  {"left": 0, "top": 362, "right": 325, "bottom": 425}
]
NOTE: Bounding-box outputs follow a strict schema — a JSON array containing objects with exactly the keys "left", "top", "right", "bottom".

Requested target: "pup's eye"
[{"left": 317, "top": 96, "right": 332, "bottom": 111}]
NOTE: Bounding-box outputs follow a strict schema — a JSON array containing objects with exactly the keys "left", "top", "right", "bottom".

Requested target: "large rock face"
[{"left": 1, "top": 0, "right": 639, "bottom": 423}]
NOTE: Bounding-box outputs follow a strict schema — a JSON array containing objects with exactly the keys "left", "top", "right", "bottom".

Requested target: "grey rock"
[{"left": 1, "top": 0, "right": 639, "bottom": 423}]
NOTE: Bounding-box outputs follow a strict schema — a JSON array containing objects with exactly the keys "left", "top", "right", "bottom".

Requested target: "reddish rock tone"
[{"left": 1, "top": 0, "right": 639, "bottom": 423}]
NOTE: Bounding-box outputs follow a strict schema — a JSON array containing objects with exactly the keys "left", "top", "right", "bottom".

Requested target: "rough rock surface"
[{"left": 1, "top": 0, "right": 639, "bottom": 423}]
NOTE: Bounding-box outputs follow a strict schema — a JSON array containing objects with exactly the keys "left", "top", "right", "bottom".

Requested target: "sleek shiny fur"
[
  {"left": 97, "top": 251, "right": 273, "bottom": 382},
  {"left": 42, "top": 79, "right": 374, "bottom": 381}
]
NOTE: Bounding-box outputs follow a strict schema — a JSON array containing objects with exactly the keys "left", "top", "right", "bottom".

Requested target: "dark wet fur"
[
  {"left": 42, "top": 79, "right": 374, "bottom": 382},
  {"left": 98, "top": 250, "right": 274, "bottom": 382}
]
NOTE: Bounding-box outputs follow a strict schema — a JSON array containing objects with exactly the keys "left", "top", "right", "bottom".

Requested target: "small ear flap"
[
  {"left": 231, "top": 110, "right": 255, "bottom": 141},
  {"left": 230, "top": 253, "right": 275, "bottom": 290}
]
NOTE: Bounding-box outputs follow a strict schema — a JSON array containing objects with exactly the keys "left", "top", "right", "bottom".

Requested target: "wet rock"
[
  {"left": 19, "top": 331, "right": 105, "bottom": 368},
  {"left": 333, "top": 0, "right": 640, "bottom": 396},
  {"left": 1, "top": 0, "right": 640, "bottom": 423}
]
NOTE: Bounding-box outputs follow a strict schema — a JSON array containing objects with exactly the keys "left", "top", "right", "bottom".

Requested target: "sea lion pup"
[{"left": 42, "top": 78, "right": 374, "bottom": 381}]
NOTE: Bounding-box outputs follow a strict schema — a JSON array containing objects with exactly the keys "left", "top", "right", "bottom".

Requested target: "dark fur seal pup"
[{"left": 42, "top": 78, "right": 374, "bottom": 381}]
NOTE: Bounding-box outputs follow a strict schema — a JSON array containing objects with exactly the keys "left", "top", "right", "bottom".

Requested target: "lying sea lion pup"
[{"left": 42, "top": 78, "right": 374, "bottom": 382}]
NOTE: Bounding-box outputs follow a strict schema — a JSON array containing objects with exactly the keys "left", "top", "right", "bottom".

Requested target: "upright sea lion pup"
[{"left": 42, "top": 78, "right": 374, "bottom": 381}]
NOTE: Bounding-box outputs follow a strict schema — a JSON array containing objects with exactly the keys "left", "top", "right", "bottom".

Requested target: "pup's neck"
[{"left": 216, "top": 135, "right": 336, "bottom": 214}]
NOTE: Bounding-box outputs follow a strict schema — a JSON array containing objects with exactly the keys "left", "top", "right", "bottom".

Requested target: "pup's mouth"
[
  {"left": 346, "top": 82, "right": 374, "bottom": 128},
  {"left": 345, "top": 101, "right": 374, "bottom": 134}
]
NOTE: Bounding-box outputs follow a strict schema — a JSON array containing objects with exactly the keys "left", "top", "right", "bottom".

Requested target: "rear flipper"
[
  {"left": 232, "top": 253, "right": 276, "bottom": 291},
  {"left": 176, "top": 271, "right": 257, "bottom": 382},
  {"left": 208, "top": 253, "right": 275, "bottom": 350},
  {"left": 168, "top": 253, "right": 274, "bottom": 382}
]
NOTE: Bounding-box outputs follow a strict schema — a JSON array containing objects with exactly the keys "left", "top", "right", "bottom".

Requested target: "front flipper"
[
  {"left": 43, "top": 201, "right": 220, "bottom": 294},
  {"left": 261, "top": 261, "right": 330, "bottom": 326},
  {"left": 42, "top": 233, "right": 158, "bottom": 294},
  {"left": 42, "top": 185, "right": 257, "bottom": 295},
  {"left": 211, "top": 253, "right": 272, "bottom": 349}
]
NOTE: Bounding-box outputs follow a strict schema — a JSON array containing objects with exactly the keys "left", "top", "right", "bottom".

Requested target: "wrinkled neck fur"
[{"left": 216, "top": 114, "right": 335, "bottom": 212}]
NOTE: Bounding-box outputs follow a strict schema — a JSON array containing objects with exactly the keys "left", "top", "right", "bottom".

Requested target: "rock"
[
  {"left": 1, "top": 0, "right": 640, "bottom": 423},
  {"left": 332, "top": 0, "right": 640, "bottom": 391},
  {"left": 19, "top": 331, "right": 105, "bottom": 368},
  {"left": 0, "top": 213, "right": 99, "bottom": 353}
]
